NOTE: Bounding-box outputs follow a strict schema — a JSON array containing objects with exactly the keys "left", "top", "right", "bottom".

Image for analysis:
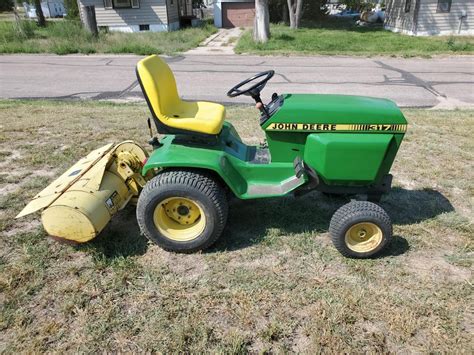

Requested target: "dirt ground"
[{"left": 0, "top": 100, "right": 472, "bottom": 352}]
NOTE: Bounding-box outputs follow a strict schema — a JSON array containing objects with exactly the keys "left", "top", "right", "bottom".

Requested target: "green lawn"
[
  {"left": 1, "top": 100, "right": 472, "bottom": 352},
  {"left": 236, "top": 21, "right": 474, "bottom": 57},
  {"left": 0, "top": 19, "right": 216, "bottom": 55}
]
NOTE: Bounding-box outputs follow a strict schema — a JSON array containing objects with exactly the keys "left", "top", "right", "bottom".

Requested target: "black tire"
[
  {"left": 136, "top": 169, "right": 228, "bottom": 253},
  {"left": 329, "top": 201, "right": 392, "bottom": 258}
]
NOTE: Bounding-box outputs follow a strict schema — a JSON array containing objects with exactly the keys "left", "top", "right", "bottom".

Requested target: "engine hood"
[{"left": 263, "top": 94, "right": 407, "bottom": 132}]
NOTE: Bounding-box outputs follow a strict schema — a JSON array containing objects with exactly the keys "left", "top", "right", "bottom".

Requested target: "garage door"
[{"left": 222, "top": 3, "right": 255, "bottom": 28}]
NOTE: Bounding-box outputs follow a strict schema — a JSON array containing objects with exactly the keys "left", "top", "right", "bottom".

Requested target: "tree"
[
  {"left": 34, "top": 0, "right": 46, "bottom": 27},
  {"left": 287, "top": 0, "right": 303, "bottom": 29},
  {"left": 254, "top": 0, "right": 270, "bottom": 43}
]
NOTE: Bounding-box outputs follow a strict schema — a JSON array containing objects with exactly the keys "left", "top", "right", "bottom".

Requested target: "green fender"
[
  {"left": 142, "top": 134, "right": 248, "bottom": 197},
  {"left": 142, "top": 123, "right": 305, "bottom": 199}
]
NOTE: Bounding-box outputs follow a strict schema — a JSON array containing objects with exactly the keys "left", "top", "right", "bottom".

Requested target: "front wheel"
[
  {"left": 137, "top": 169, "right": 228, "bottom": 253},
  {"left": 329, "top": 201, "right": 392, "bottom": 258}
]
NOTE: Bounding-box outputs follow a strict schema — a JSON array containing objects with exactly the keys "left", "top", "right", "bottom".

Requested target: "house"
[
  {"left": 24, "top": 0, "right": 66, "bottom": 18},
  {"left": 385, "top": 0, "right": 473, "bottom": 35},
  {"left": 77, "top": 0, "right": 195, "bottom": 32},
  {"left": 214, "top": 0, "right": 255, "bottom": 28}
]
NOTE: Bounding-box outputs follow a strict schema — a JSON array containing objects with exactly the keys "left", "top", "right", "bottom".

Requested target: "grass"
[
  {"left": 0, "top": 19, "right": 217, "bottom": 55},
  {"left": 0, "top": 100, "right": 473, "bottom": 352},
  {"left": 235, "top": 20, "right": 474, "bottom": 57}
]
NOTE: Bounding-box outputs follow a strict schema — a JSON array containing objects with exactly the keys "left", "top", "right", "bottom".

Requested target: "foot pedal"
[{"left": 293, "top": 156, "right": 305, "bottom": 178}]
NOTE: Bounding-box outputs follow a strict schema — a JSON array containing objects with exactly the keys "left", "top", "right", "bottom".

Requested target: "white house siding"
[
  {"left": 79, "top": 0, "right": 175, "bottom": 32},
  {"left": 24, "top": 0, "right": 66, "bottom": 18},
  {"left": 385, "top": 0, "right": 474, "bottom": 35},
  {"left": 384, "top": 0, "right": 418, "bottom": 34},
  {"left": 416, "top": 0, "right": 473, "bottom": 35}
]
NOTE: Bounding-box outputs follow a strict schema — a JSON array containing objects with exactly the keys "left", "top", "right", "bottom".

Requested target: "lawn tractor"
[{"left": 17, "top": 55, "right": 407, "bottom": 258}]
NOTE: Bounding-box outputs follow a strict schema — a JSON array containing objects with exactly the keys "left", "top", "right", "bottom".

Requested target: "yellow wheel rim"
[
  {"left": 153, "top": 197, "right": 206, "bottom": 242},
  {"left": 345, "top": 222, "right": 383, "bottom": 253}
]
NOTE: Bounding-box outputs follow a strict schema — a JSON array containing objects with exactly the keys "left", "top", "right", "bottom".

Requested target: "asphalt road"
[{"left": 1, "top": 54, "right": 473, "bottom": 108}]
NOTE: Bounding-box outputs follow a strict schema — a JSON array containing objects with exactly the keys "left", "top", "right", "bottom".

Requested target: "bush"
[
  {"left": 64, "top": 0, "right": 79, "bottom": 19},
  {"left": 447, "top": 36, "right": 470, "bottom": 52},
  {"left": 269, "top": 0, "right": 328, "bottom": 24},
  {"left": 45, "top": 20, "right": 85, "bottom": 38},
  {"left": 107, "top": 42, "right": 159, "bottom": 55},
  {"left": 0, "top": 0, "right": 13, "bottom": 11},
  {"left": 302, "top": 0, "right": 328, "bottom": 20},
  {"left": 0, "top": 20, "right": 36, "bottom": 42}
]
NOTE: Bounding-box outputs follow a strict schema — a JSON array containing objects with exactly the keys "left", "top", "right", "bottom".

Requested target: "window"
[
  {"left": 404, "top": 0, "right": 411, "bottom": 13},
  {"left": 139, "top": 24, "right": 149, "bottom": 31},
  {"left": 113, "top": 0, "right": 130, "bottom": 8},
  {"left": 104, "top": 0, "right": 139, "bottom": 9},
  {"left": 437, "top": 0, "right": 451, "bottom": 13}
]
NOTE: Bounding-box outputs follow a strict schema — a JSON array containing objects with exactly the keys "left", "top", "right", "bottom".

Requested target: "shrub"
[
  {"left": 269, "top": 0, "right": 328, "bottom": 23},
  {"left": 0, "top": 0, "right": 13, "bottom": 11},
  {"left": 50, "top": 41, "right": 80, "bottom": 54},
  {"left": 0, "top": 20, "right": 36, "bottom": 42},
  {"left": 64, "top": 0, "right": 79, "bottom": 19},
  {"left": 106, "top": 41, "right": 161, "bottom": 55},
  {"left": 447, "top": 36, "right": 470, "bottom": 52},
  {"left": 45, "top": 20, "right": 93, "bottom": 41}
]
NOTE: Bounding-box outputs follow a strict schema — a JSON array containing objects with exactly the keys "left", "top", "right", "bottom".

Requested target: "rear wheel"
[
  {"left": 329, "top": 201, "right": 392, "bottom": 258},
  {"left": 137, "top": 169, "right": 228, "bottom": 253}
]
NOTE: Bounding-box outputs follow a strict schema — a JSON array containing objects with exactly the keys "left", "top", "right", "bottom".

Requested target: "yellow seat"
[{"left": 136, "top": 55, "right": 225, "bottom": 135}]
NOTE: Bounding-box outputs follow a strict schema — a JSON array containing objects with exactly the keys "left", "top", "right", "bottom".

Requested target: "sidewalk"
[{"left": 185, "top": 28, "right": 243, "bottom": 55}]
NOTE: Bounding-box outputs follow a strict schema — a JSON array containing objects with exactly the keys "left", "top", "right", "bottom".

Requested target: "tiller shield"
[{"left": 16, "top": 141, "right": 150, "bottom": 243}]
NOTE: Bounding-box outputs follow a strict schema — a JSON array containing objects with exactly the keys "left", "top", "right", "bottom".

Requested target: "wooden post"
[{"left": 81, "top": 5, "right": 98, "bottom": 37}]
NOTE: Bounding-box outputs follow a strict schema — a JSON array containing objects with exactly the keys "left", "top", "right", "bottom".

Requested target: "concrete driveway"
[{"left": 1, "top": 54, "right": 473, "bottom": 108}]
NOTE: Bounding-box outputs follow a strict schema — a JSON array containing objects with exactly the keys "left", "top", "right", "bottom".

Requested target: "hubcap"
[
  {"left": 153, "top": 197, "right": 206, "bottom": 241},
  {"left": 345, "top": 222, "right": 383, "bottom": 253}
]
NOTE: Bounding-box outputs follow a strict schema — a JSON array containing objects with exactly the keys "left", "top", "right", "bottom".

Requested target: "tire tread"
[
  {"left": 137, "top": 169, "right": 228, "bottom": 253},
  {"left": 329, "top": 201, "right": 392, "bottom": 258}
]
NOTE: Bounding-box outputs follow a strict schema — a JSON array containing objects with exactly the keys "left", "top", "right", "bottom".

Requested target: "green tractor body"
[
  {"left": 143, "top": 93, "right": 407, "bottom": 200},
  {"left": 17, "top": 55, "right": 408, "bottom": 258}
]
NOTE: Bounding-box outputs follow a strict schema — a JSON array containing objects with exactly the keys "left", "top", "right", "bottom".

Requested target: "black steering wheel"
[{"left": 227, "top": 70, "right": 275, "bottom": 99}]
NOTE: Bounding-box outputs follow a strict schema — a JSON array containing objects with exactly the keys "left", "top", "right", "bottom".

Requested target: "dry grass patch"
[{"left": 0, "top": 100, "right": 472, "bottom": 352}]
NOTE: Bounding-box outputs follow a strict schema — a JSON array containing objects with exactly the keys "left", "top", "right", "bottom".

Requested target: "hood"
[{"left": 264, "top": 94, "right": 407, "bottom": 128}]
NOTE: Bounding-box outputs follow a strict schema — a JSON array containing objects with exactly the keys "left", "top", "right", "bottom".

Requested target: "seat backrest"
[{"left": 136, "top": 55, "right": 180, "bottom": 122}]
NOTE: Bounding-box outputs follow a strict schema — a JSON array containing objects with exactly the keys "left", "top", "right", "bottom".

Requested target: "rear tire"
[
  {"left": 329, "top": 201, "right": 392, "bottom": 258},
  {"left": 137, "top": 169, "right": 228, "bottom": 253}
]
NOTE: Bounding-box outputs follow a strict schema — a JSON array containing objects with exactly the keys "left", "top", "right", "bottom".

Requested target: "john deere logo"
[{"left": 266, "top": 123, "right": 407, "bottom": 133}]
